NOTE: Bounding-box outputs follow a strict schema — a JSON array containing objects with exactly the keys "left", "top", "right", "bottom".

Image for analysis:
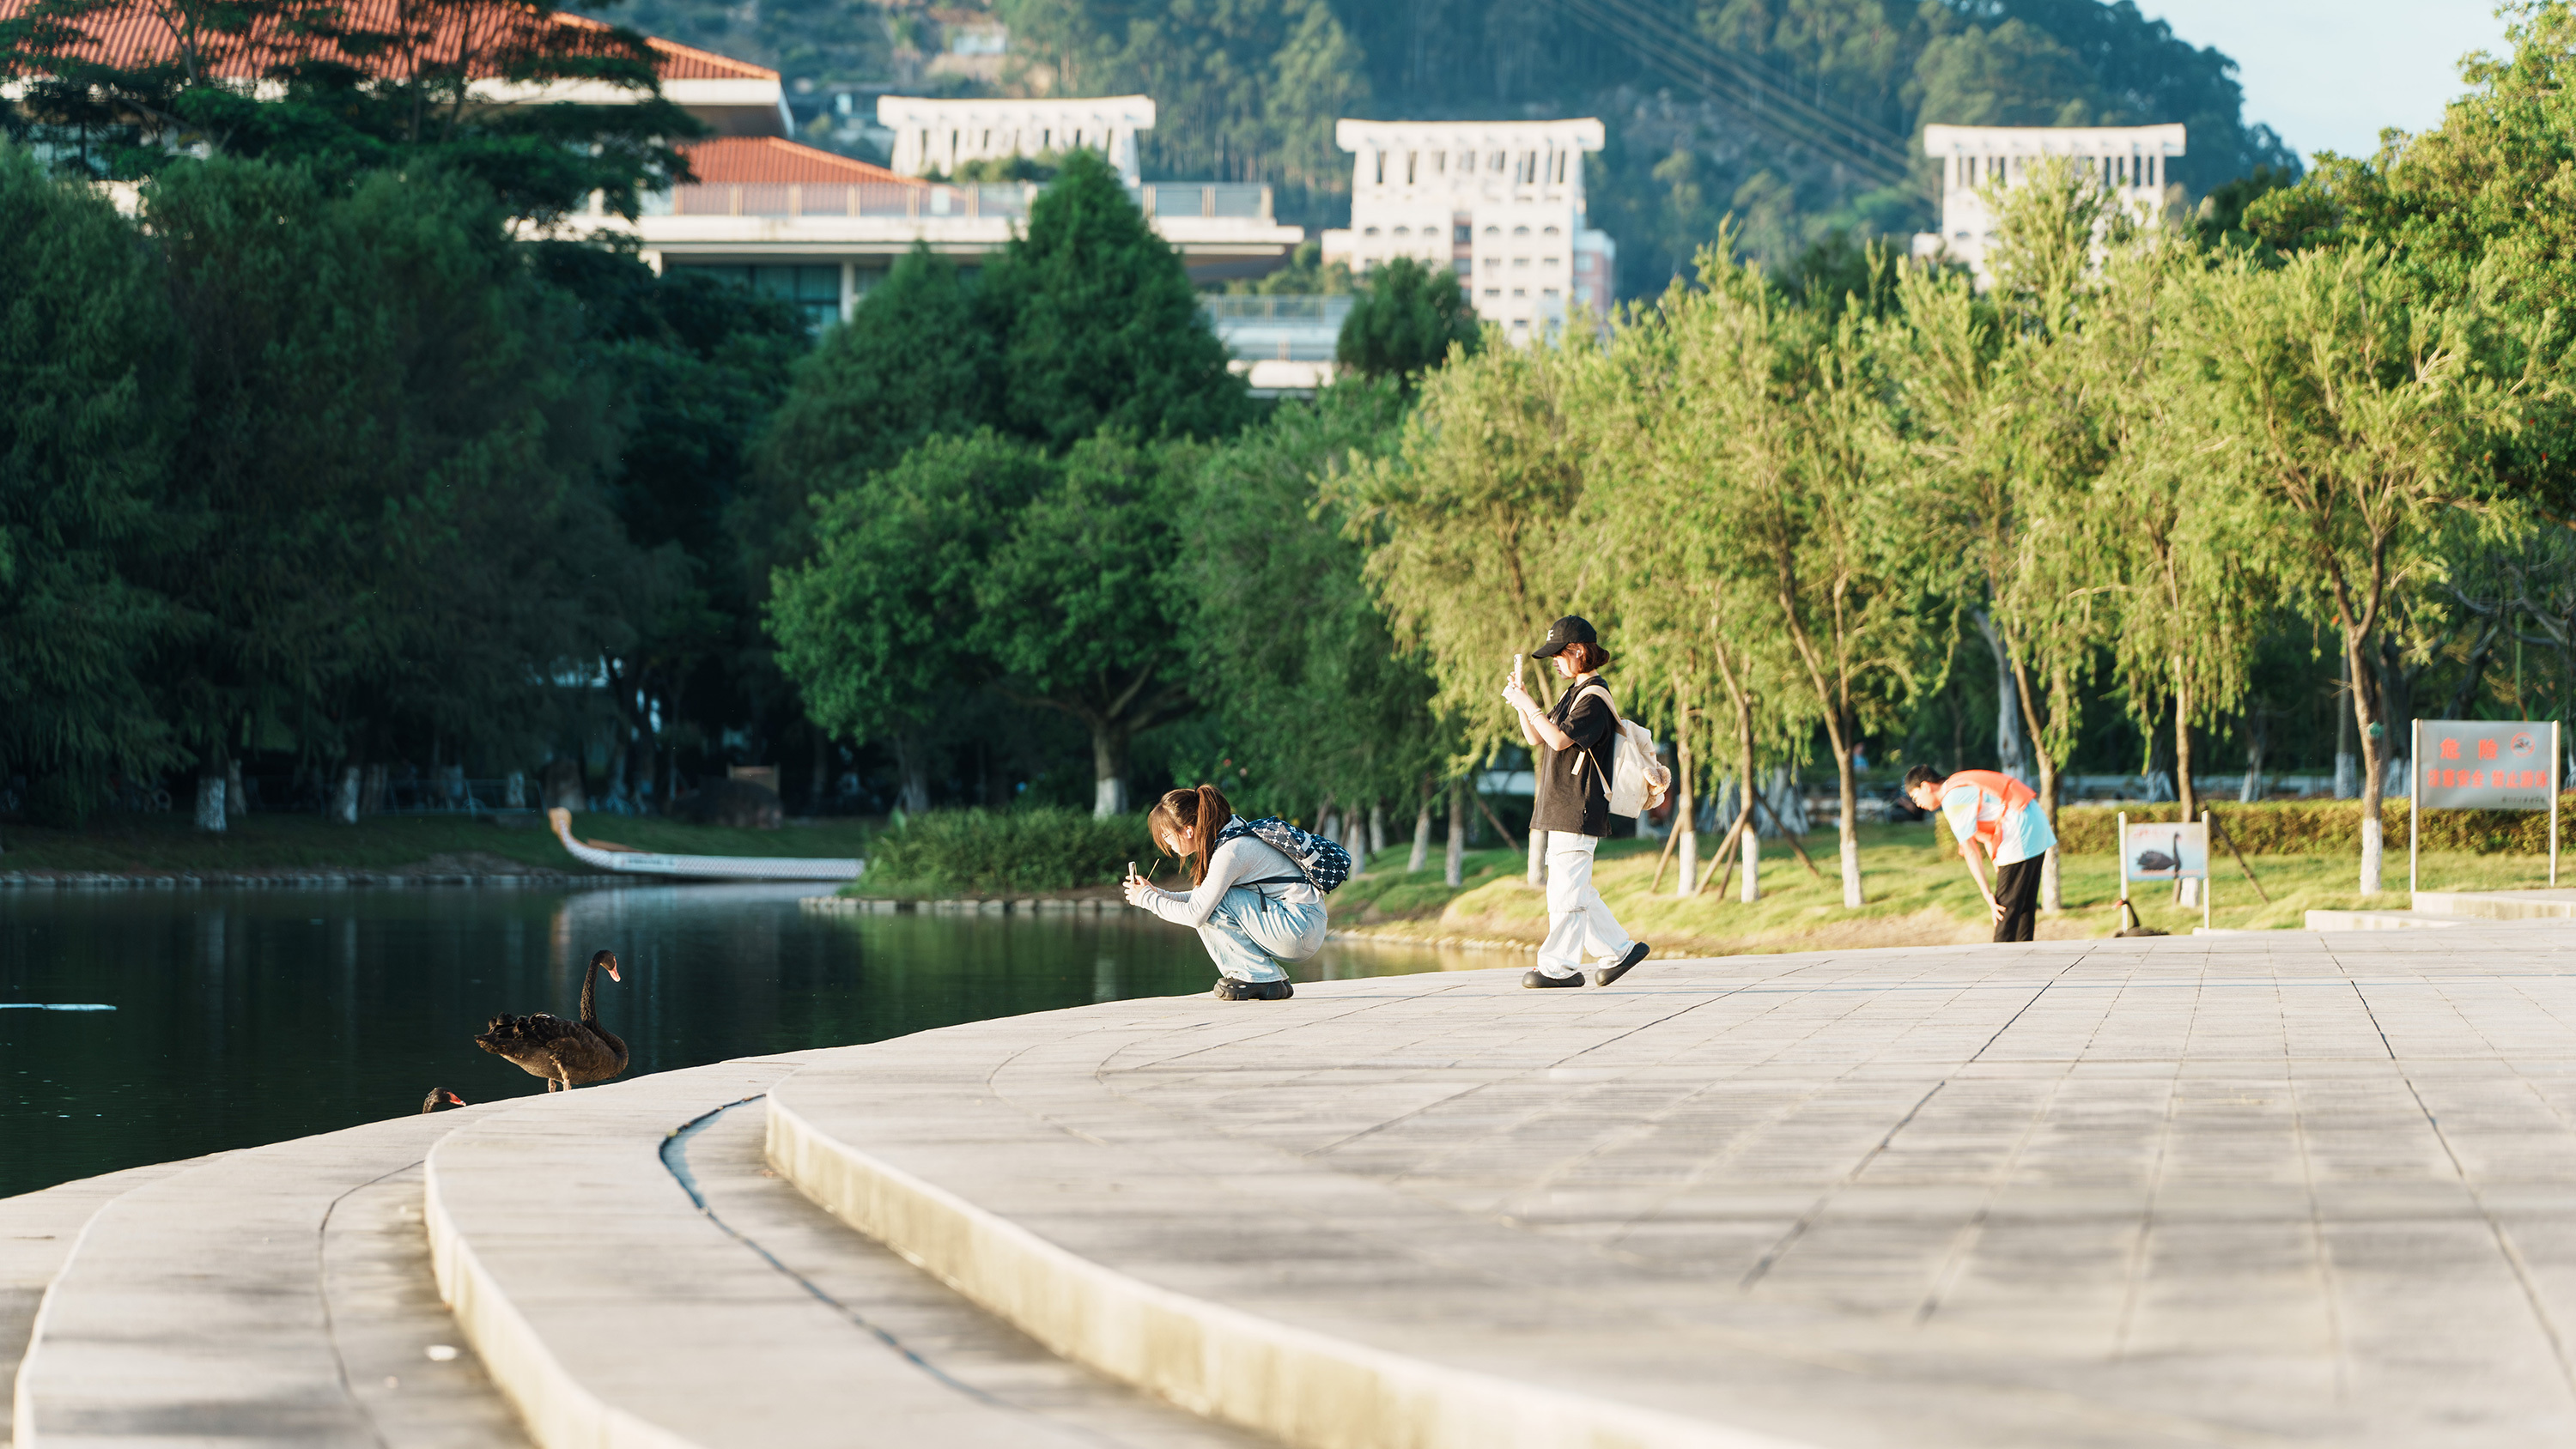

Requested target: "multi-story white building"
[
  {"left": 1911, "top": 123, "right": 2186, "bottom": 282},
  {"left": 878, "top": 95, "right": 1154, "bottom": 185},
  {"left": 1321, "top": 118, "right": 1615, "bottom": 337}
]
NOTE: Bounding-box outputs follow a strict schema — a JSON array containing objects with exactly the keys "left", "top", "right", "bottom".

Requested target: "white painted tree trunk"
[
  {"left": 194, "top": 776, "right": 226, "bottom": 833},
  {"left": 1369, "top": 803, "right": 1386, "bottom": 857},
  {"left": 2360, "top": 815, "right": 2384, "bottom": 894},
  {"left": 227, "top": 761, "right": 245, "bottom": 825},
  {"left": 1840, "top": 827, "right": 1862, "bottom": 909},
  {"left": 1739, "top": 828, "right": 1759, "bottom": 903},
  {"left": 2040, "top": 846, "right": 2060, "bottom": 915},
  {"left": 1444, "top": 781, "right": 1465, "bottom": 888},
  {"left": 1092, "top": 775, "right": 1127, "bottom": 819},
  {"left": 333, "top": 767, "right": 360, "bottom": 824},
  {"left": 505, "top": 771, "right": 526, "bottom": 809},
  {"left": 1346, "top": 816, "right": 1369, "bottom": 871},
  {"left": 1408, "top": 800, "right": 1431, "bottom": 873},
  {"left": 1676, "top": 830, "right": 1698, "bottom": 900}
]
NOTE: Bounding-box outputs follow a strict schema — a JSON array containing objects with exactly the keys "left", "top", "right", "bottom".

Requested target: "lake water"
[{"left": 0, "top": 885, "right": 1460, "bottom": 1199}]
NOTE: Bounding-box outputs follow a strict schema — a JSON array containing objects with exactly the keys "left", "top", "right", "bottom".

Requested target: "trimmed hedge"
[
  {"left": 2053, "top": 795, "right": 2576, "bottom": 856},
  {"left": 858, "top": 807, "right": 1158, "bottom": 895}
]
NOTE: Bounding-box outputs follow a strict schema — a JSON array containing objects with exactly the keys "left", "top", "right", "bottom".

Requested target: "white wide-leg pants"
[{"left": 1536, "top": 830, "right": 1635, "bottom": 979}]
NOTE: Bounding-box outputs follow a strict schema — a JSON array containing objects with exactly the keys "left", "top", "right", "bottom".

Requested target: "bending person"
[
  {"left": 1502, "top": 615, "right": 1652, "bottom": 990},
  {"left": 1904, "top": 764, "right": 2057, "bottom": 943},
  {"left": 1123, "top": 783, "right": 1319, "bottom": 1002}
]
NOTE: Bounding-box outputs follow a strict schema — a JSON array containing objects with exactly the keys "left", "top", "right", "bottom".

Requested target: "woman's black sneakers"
[
  {"left": 1522, "top": 969, "right": 1585, "bottom": 988},
  {"left": 1214, "top": 977, "right": 1294, "bottom": 1001},
  {"left": 1593, "top": 942, "right": 1650, "bottom": 987}
]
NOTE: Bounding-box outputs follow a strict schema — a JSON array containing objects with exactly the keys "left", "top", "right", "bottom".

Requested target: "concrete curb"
[
  {"left": 764, "top": 1088, "right": 1800, "bottom": 1449},
  {"left": 423, "top": 1145, "right": 696, "bottom": 1449}
]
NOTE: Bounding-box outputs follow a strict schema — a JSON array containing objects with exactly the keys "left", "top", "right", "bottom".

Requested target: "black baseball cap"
[{"left": 1531, "top": 615, "right": 1598, "bottom": 658}]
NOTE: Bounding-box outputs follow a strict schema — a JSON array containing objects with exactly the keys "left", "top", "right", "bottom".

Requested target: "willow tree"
[
  {"left": 1651, "top": 248, "right": 1917, "bottom": 907},
  {"left": 1887, "top": 161, "right": 2123, "bottom": 911},
  {"left": 2101, "top": 241, "right": 2267, "bottom": 822},
  {"left": 1331, "top": 325, "right": 1605, "bottom": 887},
  {"left": 1600, "top": 264, "right": 1810, "bottom": 903},
  {"left": 2174, "top": 246, "right": 2518, "bottom": 893}
]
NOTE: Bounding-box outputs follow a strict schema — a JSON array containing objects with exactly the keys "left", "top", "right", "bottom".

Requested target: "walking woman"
[
  {"left": 1122, "top": 783, "right": 1321, "bottom": 1001},
  {"left": 1503, "top": 615, "right": 1652, "bottom": 989}
]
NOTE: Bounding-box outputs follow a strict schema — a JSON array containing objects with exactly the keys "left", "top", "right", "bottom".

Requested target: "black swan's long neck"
[{"left": 579, "top": 957, "right": 599, "bottom": 1024}]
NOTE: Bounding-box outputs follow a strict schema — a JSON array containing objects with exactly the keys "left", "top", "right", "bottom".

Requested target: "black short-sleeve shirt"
[{"left": 1530, "top": 676, "right": 1617, "bottom": 837}]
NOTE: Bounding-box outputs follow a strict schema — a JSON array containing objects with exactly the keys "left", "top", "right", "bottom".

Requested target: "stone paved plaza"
[{"left": 9, "top": 920, "right": 2576, "bottom": 1448}]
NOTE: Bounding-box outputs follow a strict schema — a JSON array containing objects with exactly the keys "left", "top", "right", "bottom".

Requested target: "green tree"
[
  {"left": 981, "top": 149, "right": 1250, "bottom": 451},
  {"left": 1334, "top": 257, "right": 1482, "bottom": 383},
  {"left": 740, "top": 244, "right": 996, "bottom": 585},
  {"left": 2172, "top": 246, "right": 2522, "bottom": 893},
  {"left": 145, "top": 158, "right": 654, "bottom": 817},
  {"left": 971, "top": 433, "right": 1204, "bottom": 816},
  {"left": 0, "top": 144, "right": 185, "bottom": 814},
  {"left": 1332, "top": 324, "right": 1609, "bottom": 884},
  {"left": 768, "top": 432, "right": 1055, "bottom": 813},
  {"left": 1180, "top": 379, "right": 1445, "bottom": 846}
]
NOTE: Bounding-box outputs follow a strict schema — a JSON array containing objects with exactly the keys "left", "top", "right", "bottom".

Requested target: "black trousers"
[{"left": 1992, "top": 855, "right": 2043, "bottom": 943}]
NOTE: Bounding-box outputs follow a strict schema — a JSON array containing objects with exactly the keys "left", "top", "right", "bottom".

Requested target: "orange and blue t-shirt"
[{"left": 1936, "top": 770, "right": 2058, "bottom": 866}]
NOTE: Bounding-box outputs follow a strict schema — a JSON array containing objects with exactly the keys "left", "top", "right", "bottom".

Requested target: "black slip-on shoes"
[
  {"left": 1215, "top": 977, "right": 1294, "bottom": 1001},
  {"left": 1522, "top": 969, "right": 1586, "bottom": 989},
  {"left": 1593, "top": 942, "right": 1650, "bottom": 987}
]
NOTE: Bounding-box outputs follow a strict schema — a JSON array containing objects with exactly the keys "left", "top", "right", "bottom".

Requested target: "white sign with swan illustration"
[{"left": 2121, "top": 822, "right": 2208, "bottom": 884}]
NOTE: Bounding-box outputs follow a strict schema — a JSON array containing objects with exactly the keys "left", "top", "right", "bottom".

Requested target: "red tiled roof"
[
  {"left": 680, "top": 136, "right": 912, "bottom": 185},
  {"left": 0, "top": 0, "right": 776, "bottom": 83}
]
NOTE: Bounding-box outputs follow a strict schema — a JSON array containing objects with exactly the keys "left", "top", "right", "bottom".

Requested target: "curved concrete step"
[
  {"left": 2, "top": 1160, "right": 207, "bottom": 1446},
  {"left": 10, "top": 1110, "right": 528, "bottom": 1448},
  {"left": 423, "top": 1056, "right": 1261, "bottom": 1449},
  {"left": 764, "top": 970, "right": 1814, "bottom": 1449}
]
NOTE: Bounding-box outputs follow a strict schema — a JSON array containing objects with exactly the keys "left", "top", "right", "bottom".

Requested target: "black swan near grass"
[{"left": 473, "top": 949, "right": 630, "bottom": 1092}]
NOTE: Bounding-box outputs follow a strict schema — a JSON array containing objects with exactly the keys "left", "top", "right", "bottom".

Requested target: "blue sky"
[{"left": 2143, "top": 0, "right": 2514, "bottom": 162}]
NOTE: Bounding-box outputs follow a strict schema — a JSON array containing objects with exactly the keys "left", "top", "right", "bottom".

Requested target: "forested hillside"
[{"left": 598, "top": 0, "right": 2298, "bottom": 290}]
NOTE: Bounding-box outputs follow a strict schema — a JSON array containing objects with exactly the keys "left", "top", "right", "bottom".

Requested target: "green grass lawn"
[
  {"left": 1332, "top": 822, "right": 2568, "bottom": 953},
  {"left": 0, "top": 810, "right": 875, "bottom": 875}
]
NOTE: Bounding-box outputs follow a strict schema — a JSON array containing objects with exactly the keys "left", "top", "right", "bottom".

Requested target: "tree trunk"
[
  {"left": 891, "top": 731, "right": 931, "bottom": 816},
  {"left": 2173, "top": 673, "right": 2196, "bottom": 822},
  {"left": 1408, "top": 782, "right": 1432, "bottom": 874},
  {"left": 1674, "top": 688, "right": 1697, "bottom": 901},
  {"left": 227, "top": 759, "right": 246, "bottom": 825},
  {"left": 333, "top": 764, "right": 360, "bottom": 825},
  {"left": 1445, "top": 778, "right": 1466, "bottom": 888},
  {"left": 194, "top": 773, "right": 226, "bottom": 833},
  {"left": 2239, "top": 711, "right": 2266, "bottom": 804},
  {"left": 1973, "top": 609, "right": 2028, "bottom": 781},
  {"left": 1735, "top": 694, "right": 1759, "bottom": 903},
  {"left": 1090, "top": 721, "right": 1129, "bottom": 819},
  {"left": 1834, "top": 739, "right": 1862, "bottom": 908},
  {"left": 2348, "top": 631, "right": 2388, "bottom": 893},
  {"left": 1369, "top": 801, "right": 1386, "bottom": 858},
  {"left": 1346, "top": 815, "right": 1369, "bottom": 870},
  {"left": 2336, "top": 650, "right": 2358, "bottom": 799}
]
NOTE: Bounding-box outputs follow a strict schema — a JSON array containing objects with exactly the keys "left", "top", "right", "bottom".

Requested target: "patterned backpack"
[{"left": 1216, "top": 816, "right": 1354, "bottom": 894}]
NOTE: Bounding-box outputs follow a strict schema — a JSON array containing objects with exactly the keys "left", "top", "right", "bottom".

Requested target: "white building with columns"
[
  {"left": 1321, "top": 118, "right": 1615, "bottom": 337},
  {"left": 878, "top": 95, "right": 1153, "bottom": 185},
  {"left": 1912, "top": 123, "right": 2186, "bottom": 282}
]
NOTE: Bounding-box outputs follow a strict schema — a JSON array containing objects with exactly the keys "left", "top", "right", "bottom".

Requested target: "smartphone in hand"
[{"left": 1127, "top": 860, "right": 1138, "bottom": 881}]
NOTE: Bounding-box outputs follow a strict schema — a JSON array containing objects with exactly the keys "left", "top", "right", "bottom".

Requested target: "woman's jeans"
[
  {"left": 1538, "top": 830, "right": 1636, "bottom": 979},
  {"left": 1196, "top": 887, "right": 1325, "bottom": 983}
]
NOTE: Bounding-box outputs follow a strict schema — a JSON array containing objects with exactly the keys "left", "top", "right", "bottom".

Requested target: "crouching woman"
[{"left": 1122, "top": 784, "right": 1319, "bottom": 1001}]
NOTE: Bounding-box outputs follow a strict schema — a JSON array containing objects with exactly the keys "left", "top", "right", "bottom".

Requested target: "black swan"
[
  {"left": 421, "top": 1088, "right": 469, "bottom": 1113},
  {"left": 473, "top": 949, "right": 630, "bottom": 1091}
]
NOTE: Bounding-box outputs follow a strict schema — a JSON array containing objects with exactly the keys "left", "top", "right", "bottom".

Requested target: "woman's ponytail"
[{"left": 1150, "top": 783, "right": 1236, "bottom": 888}]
